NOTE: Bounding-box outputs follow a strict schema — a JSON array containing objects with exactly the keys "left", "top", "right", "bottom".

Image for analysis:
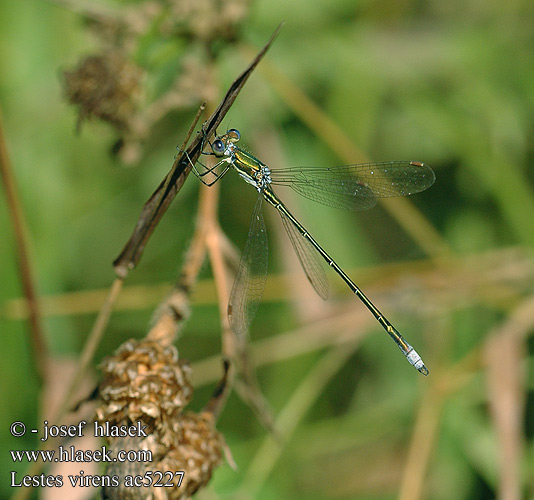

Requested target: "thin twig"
[
  {"left": 201, "top": 171, "right": 277, "bottom": 429},
  {"left": 54, "top": 277, "right": 124, "bottom": 420},
  {"left": 485, "top": 296, "right": 533, "bottom": 500},
  {"left": 0, "top": 107, "right": 47, "bottom": 381},
  {"left": 202, "top": 178, "right": 237, "bottom": 412}
]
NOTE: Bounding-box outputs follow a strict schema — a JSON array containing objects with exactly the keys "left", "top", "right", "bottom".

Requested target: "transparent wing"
[
  {"left": 228, "top": 195, "right": 269, "bottom": 339},
  {"left": 279, "top": 211, "right": 329, "bottom": 300},
  {"left": 269, "top": 161, "right": 435, "bottom": 211}
]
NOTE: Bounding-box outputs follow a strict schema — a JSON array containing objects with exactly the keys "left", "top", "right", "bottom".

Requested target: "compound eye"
[
  {"left": 212, "top": 139, "right": 225, "bottom": 156},
  {"left": 227, "top": 129, "right": 240, "bottom": 143}
]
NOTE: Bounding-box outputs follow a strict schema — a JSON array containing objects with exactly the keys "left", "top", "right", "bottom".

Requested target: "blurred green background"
[{"left": 1, "top": 0, "right": 534, "bottom": 499}]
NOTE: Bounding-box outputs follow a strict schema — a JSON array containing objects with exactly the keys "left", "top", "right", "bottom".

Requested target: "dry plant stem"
[
  {"left": 485, "top": 296, "right": 533, "bottom": 500},
  {"left": 146, "top": 167, "right": 211, "bottom": 347},
  {"left": 399, "top": 295, "right": 534, "bottom": 500},
  {"left": 202, "top": 181, "right": 237, "bottom": 393},
  {"left": 399, "top": 361, "right": 473, "bottom": 500},
  {"left": 56, "top": 277, "right": 124, "bottom": 419},
  {"left": 487, "top": 334, "right": 523, "bottom": 500},
  {"left": 201, "top": 177, "right": 276, "bottom": 430},
  {"left": 5, "top": 245, "right": 531, "bottom": 321},
  {"left": 176, "top": 174, "right": 212, "bottom": 295},
  {"left": 148, "top": 100, "right": 236, "bottom": 401},
  {"left": 203, "top": 183, "right": 231, "bottom": 339},
  {"left": 190, "top": 85, "right": 234, "bottom": 352},
  {"left": 145, "top": 105, "right": 209, "bottom": 347},
  {"left": 0, "top": 109, "right": 47, "bottom": 381},
  {"left": 197, "top": 131, "right": 273, "bottom": 425},
  {"left": 398, "top": 389, "right": 443, "bottom": 500},
  {"left": 9, "top": 281, "right": 124, "bottom": 500},
  {"left": 242, "top": 46, "right": 450, "bottom": 261},
  {"left": 399, "top": 341, "right": 484, "bottom": 500},
  {"left": 147, "top": 158, "right": 238, "bottom": 412}
]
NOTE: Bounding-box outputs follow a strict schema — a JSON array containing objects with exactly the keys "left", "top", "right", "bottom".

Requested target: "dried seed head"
[
  {"left": 96, "top": 339, "right": 193, "bottom": 430},
  {"left": 97, "top": 339, "right": 228, "bottom": 500},
  {"left": 63, "top": 52, "right": 143, "bottom": 132},
  {"left": 101, "top": 412, "right": 226, "bottom": 500},
  {"left": 155, "top": 412, "right": 226, "bottom": 500}
]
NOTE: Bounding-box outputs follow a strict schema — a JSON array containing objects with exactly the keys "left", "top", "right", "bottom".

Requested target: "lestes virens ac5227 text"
[{"left": 191, "top": 129, "right": 435, "bottom": 375}]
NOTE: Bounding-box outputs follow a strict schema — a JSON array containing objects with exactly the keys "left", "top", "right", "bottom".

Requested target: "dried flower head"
[
  {"left": 96, "top": 339, "right": 193, "bottom": 429},
  {"left": 63, "top": 52, "right": 143, "bottom": 132},
  {"left": 97, "top": 339, "right": 228, "bottom": 500},
  {"left": 155, "top": 412, "right": 226, "bottom": 499}
]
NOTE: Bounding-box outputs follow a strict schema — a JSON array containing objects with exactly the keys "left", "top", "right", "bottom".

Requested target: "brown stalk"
[{"left": 0, "top": 107, "right": 47, "bottom": 381}]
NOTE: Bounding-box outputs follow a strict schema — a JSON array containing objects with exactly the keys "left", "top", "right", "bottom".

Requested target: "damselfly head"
[{"left": 211, "top": 129, "right": 241, "bottom": 157}]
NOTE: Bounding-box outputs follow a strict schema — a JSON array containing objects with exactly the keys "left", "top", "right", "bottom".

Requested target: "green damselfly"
[{"left": 192, "top": 129, "right": 435, "bottom": 375}]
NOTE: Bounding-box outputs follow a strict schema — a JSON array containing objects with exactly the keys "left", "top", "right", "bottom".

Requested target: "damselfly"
[{"left": 192, "top": 129, "right": 435, "bottom": 375}]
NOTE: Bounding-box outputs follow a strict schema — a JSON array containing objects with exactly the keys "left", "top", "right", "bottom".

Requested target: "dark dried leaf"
[{"left": 113, "top": 24, "right": 282, "bottom": 278}]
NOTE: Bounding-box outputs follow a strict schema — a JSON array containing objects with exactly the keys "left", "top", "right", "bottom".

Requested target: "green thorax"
[{"left": 231, "top": 146, "right": 267, "bottom": 187}]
